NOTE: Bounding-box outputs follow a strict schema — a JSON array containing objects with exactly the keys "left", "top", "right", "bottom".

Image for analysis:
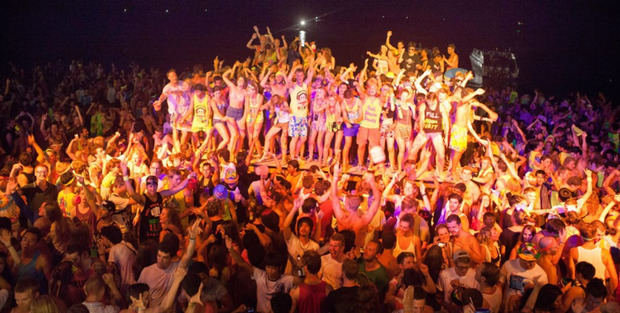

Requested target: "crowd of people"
[{"left": 0, "top": 26, "right": 620, "bottom": 313}]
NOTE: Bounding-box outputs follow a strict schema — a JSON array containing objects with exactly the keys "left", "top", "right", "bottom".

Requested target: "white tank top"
[{"left": 577, "top": 246, "right": 605, "bottom": 280}]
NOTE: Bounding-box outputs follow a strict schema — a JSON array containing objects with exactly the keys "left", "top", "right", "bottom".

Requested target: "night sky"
[{"left": 1, "top": 0, "right": 618, "bottom": 97}]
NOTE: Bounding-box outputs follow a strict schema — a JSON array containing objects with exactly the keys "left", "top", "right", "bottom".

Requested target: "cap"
[
  {"left": 517, "top": 243, "right": 540, "bottom": 261},
  {"left": 213, "top": 184, "right": 228, "bottom": 200},
  {"left": 101, "top": 200, "right": 116, "bottom": 212},
  {"left": 453, "top": 249, "right": 471, "bottom": 262},
  {"left": 223, "top": 164, "right": 238, "bottom": 184}
]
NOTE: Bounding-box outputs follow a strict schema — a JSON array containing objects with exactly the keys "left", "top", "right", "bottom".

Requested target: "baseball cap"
[
  {"left": 517, "top": 243, "right": 540, "bottom": 261},
  {"left": 101, "top": 200, "right": 116, "bottom": 212},
  {"left": 453, "top": 250, "right": 471, "bottom": 262}
]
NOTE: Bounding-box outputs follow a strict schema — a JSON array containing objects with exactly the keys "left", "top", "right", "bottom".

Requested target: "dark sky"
[{"left": 1, "top": 0, "right": 618, "bottom": 96}]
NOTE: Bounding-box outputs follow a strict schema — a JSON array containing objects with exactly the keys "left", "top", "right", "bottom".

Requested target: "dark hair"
[
  {"left": 182, "top": 272, "right": 202, "bottom": 297},
  {"left": 576, "top": 261, "right": 596, "bottom": 281},
  {"left": 448, "top": 193, "right": 463, "bottom": 203},
  {"left": 264, "top": 252, "right": 283, "bottom": 269},
  {"left": 342, "top": 258, "right": 359, "bottom": 280},
  {"left": 397, "top": 252, "right": 415, "bottom": 265},
  {"left": 188, "top": 261, "right": 208, "bottom": 275},
  {"left": 297, "top": 216, "right": 314, "bottom": 235},
  {"left": 271, "top": 292, "right": 293, "bottom": 313},
  {"left": 14, "top": 277, "right": 39, "bottom": 293},
  {"left": 402, "top": 268, "right": 425, "bottom": 287},
  {"left": 158, "top": 234, "right": 179, "bottom": 256},
  {"left": 480, "top": 262, "right": 500, "bottom": 286},
  {"left": 534, "top": 284, "right": 563, "bottom": 312},
  {"left": 545, "top": 218, "right": 566, "bottom": 236},
  {"left": 100, "top": 225, "right": 122, "bottom": 244},
  {"left": 586, "top": 278, "right": 607, "bottom": 299},
  {"left": 446, "top": 214, "right": 461, "bottom": 225},
  {"left": 400, "top": 213, "right": 415, "bottom": 227},
  {"left": 381, "top": 230, "right": 396, "bottom": 250},
  {"left": 0, "top": 217, "right": 11, "bottom": 231},
  {"left": 460, "top": 288, "right": 483, "bottom": 308},
  {"left": 126, "top": 283, "right": 150, "bottom": 304},
  {"left": 302, "top": 250, "right": 321, "bottom": 274},
  {"left": 287, "top": 160, "right": 300, "bottom": 170},
  {"left": 23, "top": 227, "right": 42, "bottom": 242}
]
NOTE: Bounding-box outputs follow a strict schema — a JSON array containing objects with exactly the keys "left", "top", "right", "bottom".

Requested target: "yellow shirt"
[{"left": 360, "top": 97, "right": 382, "bottom": 129}]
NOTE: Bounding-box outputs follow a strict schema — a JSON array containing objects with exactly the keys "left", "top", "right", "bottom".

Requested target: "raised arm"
[
  {"left": 180, "top": 220, "right": 201, "bottom": 268},
  {"left": 120, "top": 161, "right": 145, "bottom": 204},
  {"left": 282, "top": 196, "right": 303, "bottom": 240},
  {"left": 360, "top": 173, "right": 381, "bottom": 226},
  {"left": 414, "top": 70, "right": 431, "bottom": 96},
  {"left": 160, "top": 172, "right": 197, "bottom": 197},
  {"left": 384, "top": 30, "right": 397, "bottom": 52},
  {"left": 246, "top": 33, "right": 259, "bottom": 50},
  {"left": 330, "top": 164, "right": 345, "bottom": 221}
]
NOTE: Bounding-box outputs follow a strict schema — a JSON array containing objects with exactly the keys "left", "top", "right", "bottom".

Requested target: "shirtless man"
[
  {"left": 446, "top": 214, "right": 485, "bottom": 264},
  {"left": 330, "top": 164, "right": 381, "bottom": 252},
  {"left": 222, "top": 63, "right": 247, "bottom": 156},
  {"left": 154, "top": 69, "right": 191, "bottom": 152},
  {"left": 443, "top": 44, "right": 459, "bottom": 71},
  {"left": 287, "top": 60, "right": 315, "bottom": 160}
]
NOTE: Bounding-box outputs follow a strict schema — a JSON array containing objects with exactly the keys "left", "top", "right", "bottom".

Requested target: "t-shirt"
[
  {"left": 82, "top": 301, "right": 120, "bottom": 313},
  {"left": 400, "top": 53, "right": 421, "bottom": 72},
  {"left": 137, "top": 261, "right": 180, "bottom": 306},
  {"left": 252, "top": 267, "right": 295, "bottom": 313},
  {"left": 437, "top": 267, "right": 480, "bottom": 303},
  {"left": 322, "top": 286, "right": 359, "bottom": 313},
  {"left": 286, "top": 235, "right": 319, "bottom": 274},
  {"left": 108, "top": 241, "right": 137, "bottom": 289},
  {"left": 319, "top": 254, "right": 343, "bottom": 289},
  {"left": 359, "top": 261, "right": 390, "bottom": 294},
  {"left": 499, "top": 259, "right": 548, "bottom": 299}
]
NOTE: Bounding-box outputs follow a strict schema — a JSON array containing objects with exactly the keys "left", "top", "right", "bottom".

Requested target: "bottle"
[{"left": 296, "top": 255, "right": 305, "bottom": 278}]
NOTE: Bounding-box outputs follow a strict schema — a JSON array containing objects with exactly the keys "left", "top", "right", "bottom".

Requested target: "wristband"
[
  {"left": 189, "top": 237, "right": 196, "bottom": 241},
  {"left": 123, "top": 176, "right": 130, "bottom": 181}
]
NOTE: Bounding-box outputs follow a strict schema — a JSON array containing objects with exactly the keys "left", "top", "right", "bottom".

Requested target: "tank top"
[
  {"left": 345, "top": 98, "right": 361, "bottom": 122},
  {"left": 423, "top": 102, "right": 442, "bottom": 133},
  {"left": 393, "top": 235, "right": 416, "bottom": 261},
  {"left": 577, "top": 246, "right": 606, "bottom": 280},
  {"left": 248, "top": 95, "right": 261, "bottom": 116},
  {"left": 140, "top": 193, "right": 163, "bottom": 242},
  {"left": 298, "top": 281, "right": 328, "bottom": 313},
  {"left": 193, "top": 94, "right": 210, "bottom": 119},
  {"left": 290, "top": 84, "right": 309, "bottom": 117},
  {"left": 275, "top": 105, "right": 290, "bottom": 123},
  {"left": 360, "top": 97, "right": 382, "bottom": 129}
]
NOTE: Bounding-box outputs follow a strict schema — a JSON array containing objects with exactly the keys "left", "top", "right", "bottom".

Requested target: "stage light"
[
  {"left": 165, "top": 9, "right": 169, "bottom": 14},
  {"left": 123, "top": 8, "right": 127, "bottom": 13},
  {"left": 300, "top": 20, "right": 306, "bottom": 26}
]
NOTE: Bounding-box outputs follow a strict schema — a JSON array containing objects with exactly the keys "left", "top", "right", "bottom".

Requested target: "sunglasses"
[{"left": 146, "top": 181, "right": 158, "bottom": 186}]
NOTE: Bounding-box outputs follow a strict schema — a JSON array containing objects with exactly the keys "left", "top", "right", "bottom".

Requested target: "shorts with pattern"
[
  {"left": 226, "top": 106, "right": 244, "bottom": 121},
  {"left": 395, "top": 123, "right": 412, "bottom": 140},
  {"left": 449, "top": 124, "right": 468, "bottom": 152},
  {"left": 288, "top": 116, "right": 308, "bottom": 137}
]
